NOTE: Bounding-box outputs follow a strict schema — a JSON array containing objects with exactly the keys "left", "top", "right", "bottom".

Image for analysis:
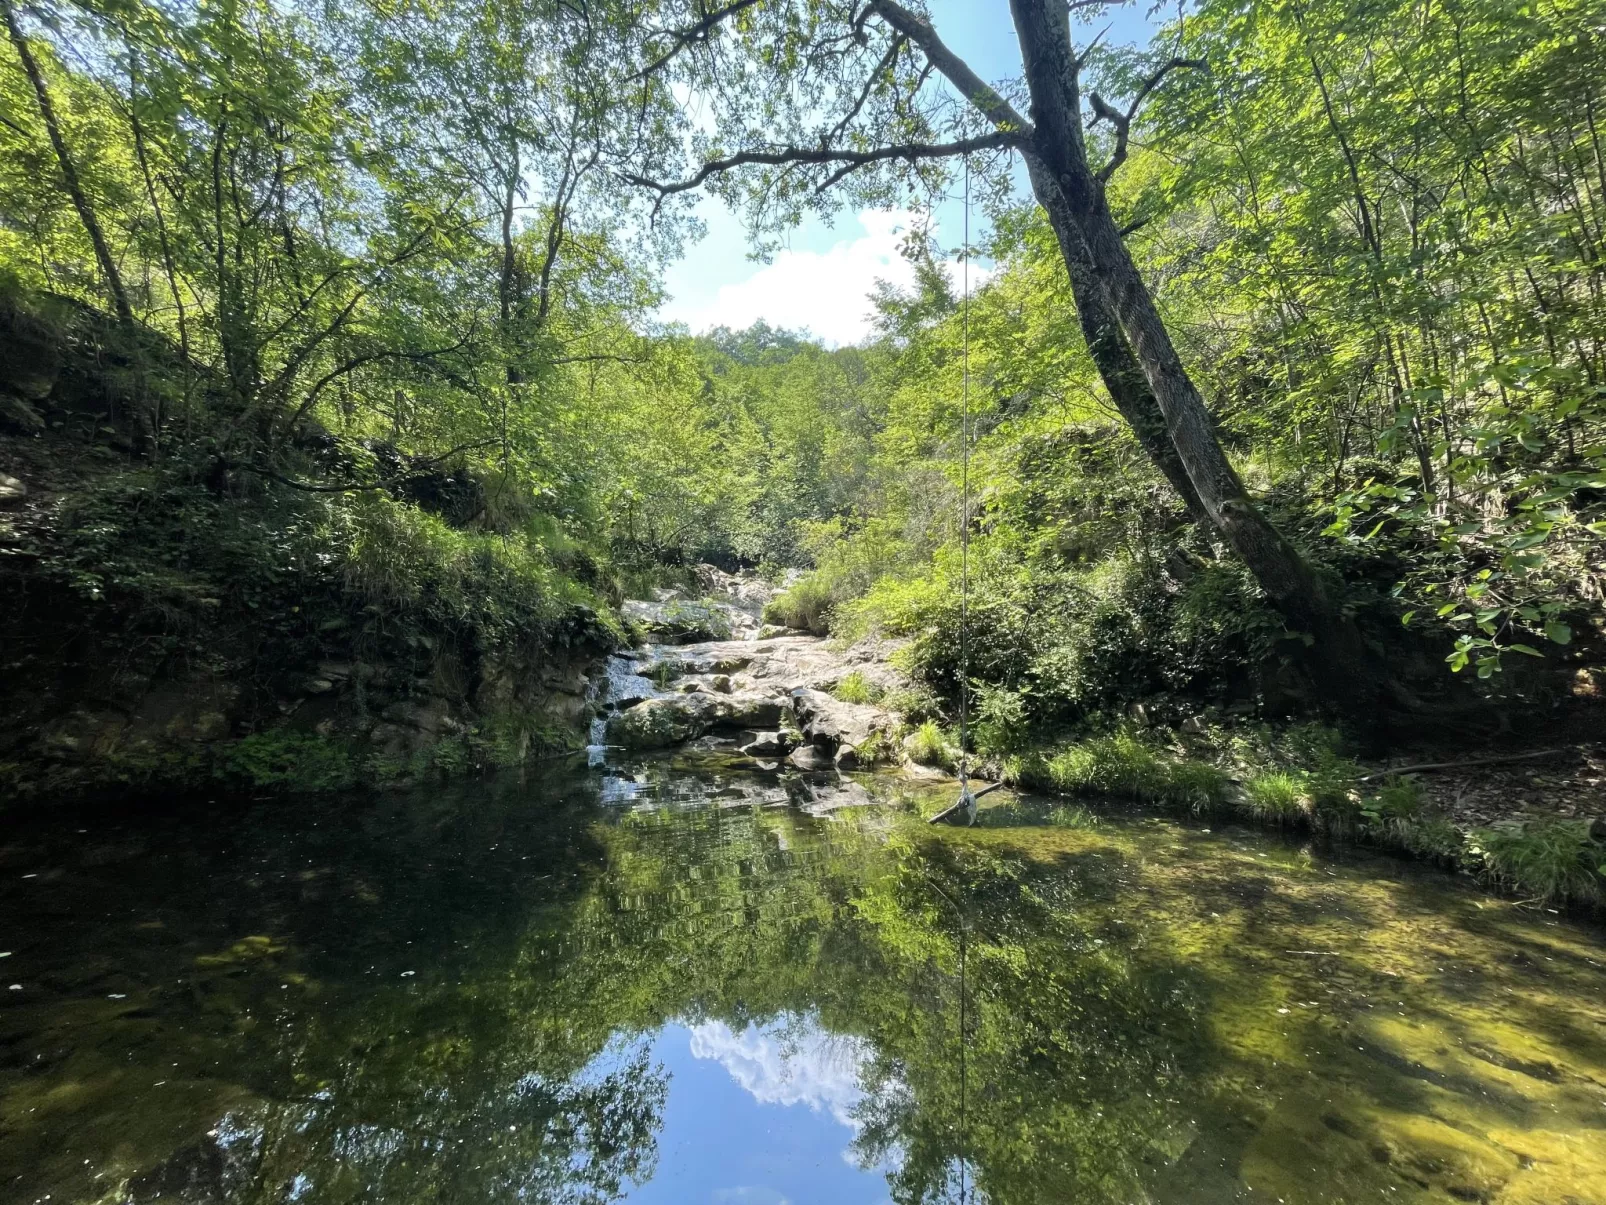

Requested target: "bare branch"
[
  {"left": 826, "top": 31, "right": 906, "bottom": 145},
  {"left": 622, "top": 132, "right": 1015, "bottom": 215},
  {"left": 1091, "top": 56, "right": 1205, "bottom": 182},
  {"left": 281, "top": 330, "right": 478, "bottom": 438},
  {"left": 865, "top": 0, "right": 1035, "bottom": 140},
  {"left": 234, "top": 439, "right": 504, "bottom": 495}
]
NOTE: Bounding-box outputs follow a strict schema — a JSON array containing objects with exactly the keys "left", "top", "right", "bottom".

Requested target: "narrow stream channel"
[{"left": 2, "top": 760, "right": 1603, "bottom": 1204}]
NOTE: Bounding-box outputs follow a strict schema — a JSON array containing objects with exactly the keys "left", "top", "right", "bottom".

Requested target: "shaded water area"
[{"left": 2, "top": 761, "right": 1605, "bottom": 1205}]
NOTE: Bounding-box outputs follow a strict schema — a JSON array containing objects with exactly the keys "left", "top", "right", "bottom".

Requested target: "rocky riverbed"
[{"left": 591, "top": 568, "right": 912, "bottom": 773}]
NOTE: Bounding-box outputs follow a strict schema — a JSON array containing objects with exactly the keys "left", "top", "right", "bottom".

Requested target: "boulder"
[
  {"left": 710, "top": 692, "right": 787, "bottom": 729},
  {"left": 382, "top": 698, "right": 456, "bottom": 735},
  {"left": 787, "top": 745, "right": 836, "bottom": 772},
  {"left": 0, "top": 473, "right": 25, "bottom": 507},
  {"left": 833, "top": 744, "right": 860, "bottom": 771},
  {"left": 791, "top": 688, "right": 893, "bottom": 754},
  {"left": 739, "top": 731, "right": 795, "bottom": 757},
  {"left": 605, "top": 696, "right": 716, "bottom": 749},
  {"left": 622, "top": 598, "right": 734, "bottom": 644}
]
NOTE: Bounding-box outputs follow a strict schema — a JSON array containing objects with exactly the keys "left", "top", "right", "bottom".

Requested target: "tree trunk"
[
  {"left": 4, "top": 0, "right": 134, "bottom": 325},
  {"left": 1008, "top": 0, "right": 1388, "bottom": 710},
  {"left": 498, "top": 158, "right": 524, "bottom": 387},
  {"left": 1023, "top": 158, "right": 1208, "bottom": 521}
]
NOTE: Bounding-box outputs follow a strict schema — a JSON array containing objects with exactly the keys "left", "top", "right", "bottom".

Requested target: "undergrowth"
[{"left": 990, "top": 723, "right": 1606, "bottom": 910}]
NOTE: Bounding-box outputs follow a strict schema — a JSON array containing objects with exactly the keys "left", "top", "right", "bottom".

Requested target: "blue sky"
[
  {"left": 620, "top": 1017, "right": 898, "bottom": 1205},
  {"left": 656, "top": 0, "right": 1166, "bottom": 346}
]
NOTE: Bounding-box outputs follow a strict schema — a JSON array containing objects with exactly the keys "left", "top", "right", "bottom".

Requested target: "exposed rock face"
[
  {"left": 597, "top": 631, "right": 906, "bottom": 766},
  {"left": 604, "top": 689, "right": 789, "bottom": 750},
  {"left": 791, "top": 689, "right": 896, "bottom": 753},
  {"left": 713, "top": 692, "right": 786, "bottom": 729},
  {"left": 622, "top": 598, "right": 737, "bottom": 644},
  {"left": 590, "top": 569, "right": 911, "bottom": 771}
]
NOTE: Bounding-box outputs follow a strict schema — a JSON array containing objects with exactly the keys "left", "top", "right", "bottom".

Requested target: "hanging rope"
[
  {"left": 958, "top": 134, "right": 973, "bottom": 803},
  {"left": 927, "top": 133, "right": 981, "bottom": 833}
]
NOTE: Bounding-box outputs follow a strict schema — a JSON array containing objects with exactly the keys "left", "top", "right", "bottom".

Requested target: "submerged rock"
[{"left": 787, "top": 745, "right": 836, "bottom": 771}]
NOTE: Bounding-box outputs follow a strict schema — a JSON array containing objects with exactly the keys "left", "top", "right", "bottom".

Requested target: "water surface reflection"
[{"left": 1, "top": 760, "right": 1603, "bottom": 1204}]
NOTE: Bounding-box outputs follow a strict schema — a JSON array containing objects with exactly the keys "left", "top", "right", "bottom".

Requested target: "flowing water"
[{"left": 2, "top": 758, "right": 1604, "bottom": 1205}]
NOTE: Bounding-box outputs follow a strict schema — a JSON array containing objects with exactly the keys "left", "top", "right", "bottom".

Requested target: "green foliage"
[
  {"left": 906, "top": 719, "right": 955, "bottom": 769},
  {"left": 1474, "top": 821, "right": 1604, "bottom": 905},
  {"left": 972, "top": 683, "right": 1032, "bottom": 756},
  {"left": 1025, "top": 732, "right": 1232, "bottom": 809},
  {"left": 1242, "top": 772, "right": 1310, "bottom": 825},
  {"left": 831, "top": 671, "right": 879, "bottom": 706},
  {"left": 763, "top": 575, "right": 835, "bottom": 633},
  {"left": 220, "top": 732, "right": 358, "bottom": 792}
]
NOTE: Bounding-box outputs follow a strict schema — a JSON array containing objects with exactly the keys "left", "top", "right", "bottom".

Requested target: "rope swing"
[{"left": 930, "top": 138, "right": 1001, "bottom": 828}]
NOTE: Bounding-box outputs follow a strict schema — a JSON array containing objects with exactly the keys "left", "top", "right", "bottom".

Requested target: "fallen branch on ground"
[{"left": 1357, "top": 748, "right": 1576, "bottom": 783}]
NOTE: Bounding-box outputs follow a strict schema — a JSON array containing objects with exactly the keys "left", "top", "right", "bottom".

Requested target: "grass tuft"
[
  {"left": 1242, "top": 771, "right": 1310, "bottom": 824},
  {"left": 906, "top": 719, "right": 955, "bottom": 769},
  {"left": 1475, "top": 821, "right": 1603, "bottom": 904},
  {"left": 832, "top": 671, "right": 879, "bottom": 705},
  {"left": 763, "top": 575, "right": 834, "bottom": 634}
]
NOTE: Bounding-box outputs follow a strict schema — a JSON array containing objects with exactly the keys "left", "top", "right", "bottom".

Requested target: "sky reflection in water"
[
  {"left": 626, "top": 1017, "right": 890, "bottom": 1205},
  {"left": 1, "top": 761, "right": 1605, "bottom": 1204}
]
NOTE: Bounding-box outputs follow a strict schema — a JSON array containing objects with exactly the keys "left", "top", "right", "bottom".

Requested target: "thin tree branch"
[
  {"left": 623, "top": 133, "right": 1015, "bottom": 216},
  {"left": 282, "top": 332, "right": 478, "bottom": 438},
  {"left": 865, "top": 0, "right": 1035, "bottom": 140},
  {"left": 1356, "top": 748, "right": 1577, "bottom": 782},
  {"left": 231, "top": 439, "right": 504, "bottom": 495},
  {"left": 634, "top": 0, "right": 762, "bottom": 79},
  {"left": 4, "top": 0, "right": 134, "bottom": 323},
  {"left": 1090, "top": 56, "right": 1206, "bottom": 182}
]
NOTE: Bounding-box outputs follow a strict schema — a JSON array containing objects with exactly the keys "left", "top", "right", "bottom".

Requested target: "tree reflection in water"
[{"left": 3, "top": 763, "right": 1605, "bottom": 1205}]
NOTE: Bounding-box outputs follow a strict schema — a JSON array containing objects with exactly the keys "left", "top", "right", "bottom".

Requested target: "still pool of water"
[{"left": 1, "top": 760, "right": 1604, "bottom": 1204}]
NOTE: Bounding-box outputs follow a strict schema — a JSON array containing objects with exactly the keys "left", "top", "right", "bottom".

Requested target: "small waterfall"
[
  {"left": 587, "top": 651, "right": 667, "bottom": 768},
  {"left": 586, "top": 714, "right": 608, "bottom": 767}
]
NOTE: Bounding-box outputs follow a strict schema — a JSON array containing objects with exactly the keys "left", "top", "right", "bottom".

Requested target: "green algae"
[{"left": 1, "top": 769, "right": 1604, "bottom": 1204}]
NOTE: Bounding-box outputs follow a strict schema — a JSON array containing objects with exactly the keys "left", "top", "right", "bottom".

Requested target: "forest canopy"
[{"left": 1, "top": 0, "right": 1603, "bottom": 747}]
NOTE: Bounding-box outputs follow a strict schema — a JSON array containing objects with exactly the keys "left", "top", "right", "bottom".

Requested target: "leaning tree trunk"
[
  {"left": 4, "top": 0, "right": 134, "bottom": 326},
  {"left": 1024, "top": 158, "right": 1208, "bottom": 521},
  {"left": 1008, "top": 0, "right": 1388, "bottom": 710}
]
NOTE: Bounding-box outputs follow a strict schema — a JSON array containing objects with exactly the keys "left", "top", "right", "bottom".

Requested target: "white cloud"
[
  {"left": 688, "top": 1016, "right": 870, "bottom": 1129},
  {"left": 659, "top": 210, "right": 984, "bottom": 348}
]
